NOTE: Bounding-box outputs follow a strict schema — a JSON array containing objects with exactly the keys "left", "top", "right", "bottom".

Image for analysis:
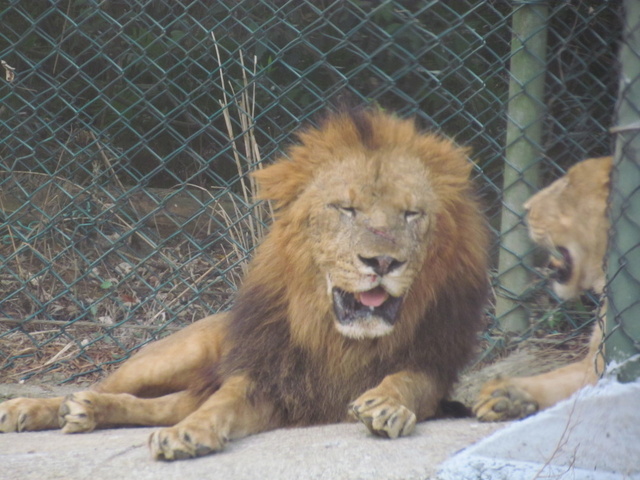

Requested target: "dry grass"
[
  {"left": 0, "top": 39, "right": 273, "bottom": 385},
  {"left": 0, "top": 330, "right": 119, "bottom": 385},
  {"left": 0, "top": 224, "right": 233, "bottom": 383},
  {"left": 211, "top": 32, "right": 272, "bottom": 283}
]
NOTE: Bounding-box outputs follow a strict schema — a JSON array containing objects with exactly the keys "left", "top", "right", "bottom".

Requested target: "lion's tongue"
[{"left": 358, "top": 287, "right": 389, "bottom": 308}]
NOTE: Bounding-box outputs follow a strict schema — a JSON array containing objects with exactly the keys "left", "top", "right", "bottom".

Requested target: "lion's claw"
[
  {"left": 149, "top": 424, "right": 225, "bottom": 461},
  {"left": 473, "top": 378, "right": 539, "bottom": 422},
  {"left": 350, "top": 395, "right": 416, "bottom": 439},
  {"left": 59, "top": 392, "right": 98, "bottom": 433}
]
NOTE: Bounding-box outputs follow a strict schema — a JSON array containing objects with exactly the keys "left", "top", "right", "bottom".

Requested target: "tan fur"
[
  {"left": 474, "top": 156, "right": 612, "bottom": 422},
  {"left": 0, "top": 109, "right": 489, "bottom": 460}
]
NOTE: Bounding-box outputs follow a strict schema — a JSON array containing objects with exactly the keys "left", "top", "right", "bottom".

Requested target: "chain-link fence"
[{"left": 0, "top": 0, "right": 633, "bottom": 384}]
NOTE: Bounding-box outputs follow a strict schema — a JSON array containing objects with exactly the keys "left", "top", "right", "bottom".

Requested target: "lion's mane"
[{"left": 217, "top": 108, "right": 489, "bottom": 426}]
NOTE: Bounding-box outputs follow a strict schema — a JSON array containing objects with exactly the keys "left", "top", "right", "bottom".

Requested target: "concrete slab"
[
  {"left": 0, "top": 407, "right": 504, "bottom": 480},
  {"left": 437, "top": 379, "right": 640, "bottom": 480}
]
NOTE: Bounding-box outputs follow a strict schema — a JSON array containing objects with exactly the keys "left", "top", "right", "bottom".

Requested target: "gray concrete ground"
[
  {"left": 1, "top": 379, "right": 638, "bottom": 480},
  {"left": 438, "top": 378, "right": 640, "bottom": 480},
  {"left": 0, "top": 394, "right": 503, "bottom": 480}
]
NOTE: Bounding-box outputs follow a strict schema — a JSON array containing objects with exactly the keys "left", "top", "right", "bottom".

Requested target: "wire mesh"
[{"left": 0, "top": 0, "right": 627, "bottom": 383}]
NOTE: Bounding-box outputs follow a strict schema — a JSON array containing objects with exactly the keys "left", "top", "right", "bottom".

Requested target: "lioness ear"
[{"left": 252, "top": 160, "right": 314, "bottom": 209}]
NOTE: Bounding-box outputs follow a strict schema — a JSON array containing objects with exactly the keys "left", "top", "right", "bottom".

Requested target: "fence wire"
[{"left": 0, "top": 1, "right": 631, "bottom": 383}]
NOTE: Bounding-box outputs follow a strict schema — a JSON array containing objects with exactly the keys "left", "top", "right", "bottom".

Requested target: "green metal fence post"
[
  {"left": 606, "top": 0, "right": 640, "bottom": 382},
  {"left": 495, "top": 1, "right": 548, "bottom": 333}
]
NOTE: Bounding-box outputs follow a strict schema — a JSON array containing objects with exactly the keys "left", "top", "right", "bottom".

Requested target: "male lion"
[
  {"left": 0, "top": 108, "right": 489, "bottom": 461},
  {"left": 474, "top": 156, "right": 612, "bottom": 422}
]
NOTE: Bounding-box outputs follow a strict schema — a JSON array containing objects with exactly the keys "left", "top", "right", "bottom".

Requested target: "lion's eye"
[
  {"left": 340, "top": 207, "right": 357, "bottom": 218},
  {"left": 331, "top": 204, "right": 357, "bottom": 218},
  {"left": 404, "top": 210, "right": 422, "bottom": 222}
]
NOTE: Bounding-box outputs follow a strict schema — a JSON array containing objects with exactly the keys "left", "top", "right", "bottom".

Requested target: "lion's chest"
[{"left": 268, "top": 345, "right": 394, "bottom": 426}]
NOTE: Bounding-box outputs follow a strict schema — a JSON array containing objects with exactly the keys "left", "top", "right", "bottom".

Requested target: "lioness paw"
[
  {"left": 350, "top": 395, "right": 416, "bottom": 439},
  {"left": 149, "top": 424, "right": 226, "bottom": 461},
  {"left": 473, "top": 377, "right": 539, "bottom": 422},
  {"left": 0, "top": 397, "right": 59, "bottom": 432},
  {"left": 59, "top": 392, "right": 99, "bottom": 433}
]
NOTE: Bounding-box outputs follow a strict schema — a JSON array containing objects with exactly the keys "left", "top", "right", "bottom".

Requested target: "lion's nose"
[{"left": 358, "top": 255, "right": 405, "bottom": 276}]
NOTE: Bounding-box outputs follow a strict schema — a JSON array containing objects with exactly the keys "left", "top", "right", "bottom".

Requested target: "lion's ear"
[{"left": 252, "top": 160, "right": 314, "bottom": 209}]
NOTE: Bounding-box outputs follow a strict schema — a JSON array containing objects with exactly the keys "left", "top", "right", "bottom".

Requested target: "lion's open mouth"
[
  {"left": 331, "top": 286, "right": 403, "bottom": 327},
  {"left": 549, "top": 246, "right": 573, "bottom": 284}
]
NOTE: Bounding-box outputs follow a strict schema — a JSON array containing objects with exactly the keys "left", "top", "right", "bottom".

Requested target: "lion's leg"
[
  {"left": 1, "top": 385, "right": 208, "bottom": 434},
  {"left": 350, "top": 371, "right": 441, "bottom": 439},
  {"left": 0, "top": 314, "right": 228, "bottom": 433},
  {"left": 149, "top": 375, "right": 276, "bottom": 461},
  {"left": 474, "top": 323, "right": 603, "bottom": 422},
  {"left": 58, "top": 389, "right": 205, "bottom": 433},
  {"left": 95, "top": 314, "right": 228, "bottom": 396}
]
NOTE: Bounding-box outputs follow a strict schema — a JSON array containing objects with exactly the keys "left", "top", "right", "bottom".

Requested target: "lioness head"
[
  {"left": 254, "top": 108, "right": 479, "bottom": 340},
  {"left": 524, "top": 156, "right": 612, "bottom": 299}
]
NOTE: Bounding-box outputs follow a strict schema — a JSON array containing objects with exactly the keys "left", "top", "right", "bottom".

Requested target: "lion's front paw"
[
  {"left": 59, "top": 392, "right": 98, "bottom": 433},
  {"left": 0, "top": 397, "right": 60, "bottom": 432},
  {"left": 350, "top": 395, "right": 416, "bottom": 439},
  {"left": 473, "top": 377, "right": 539, "bottom": 422},
  {"left": 148, "top": 424, "right": 226, "bottom": 461}
]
